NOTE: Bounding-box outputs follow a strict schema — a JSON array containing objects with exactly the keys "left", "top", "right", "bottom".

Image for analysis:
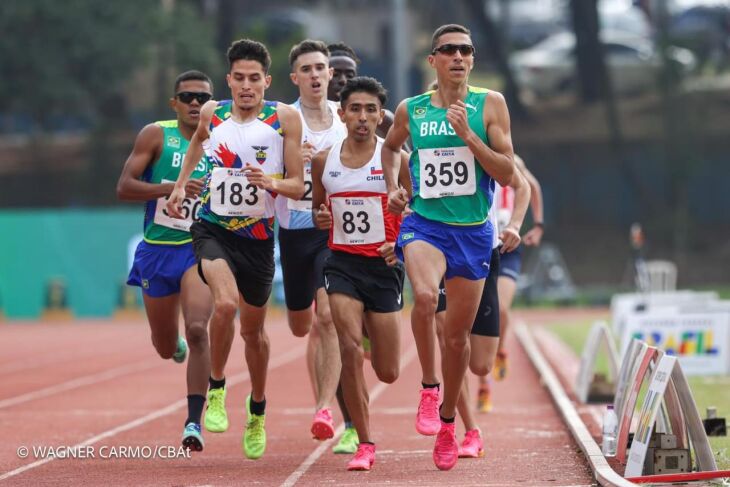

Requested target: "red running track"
[{"left": 0, "top": 310, "right": 594, "bottom": 486}]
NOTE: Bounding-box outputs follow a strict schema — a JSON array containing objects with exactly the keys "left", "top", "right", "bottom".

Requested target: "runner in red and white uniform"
[{"left": 311, "top": 76, "right": 411, "bottom": 472}]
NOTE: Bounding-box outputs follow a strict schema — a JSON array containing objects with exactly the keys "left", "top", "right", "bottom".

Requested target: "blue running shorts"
[
  {"left": 127, "top": 240, "right": 197, "bottom": 297},
  {"left": 396, "top": 212, "right": 494, "bottom": 280}
]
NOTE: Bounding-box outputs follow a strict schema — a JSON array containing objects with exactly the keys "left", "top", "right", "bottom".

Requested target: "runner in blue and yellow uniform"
[
  {"left": 117, "top": 70, "right": 214, "bottom": 452},
  {"left": 382, "top": 24, "right": 516, "bottom": 471}
]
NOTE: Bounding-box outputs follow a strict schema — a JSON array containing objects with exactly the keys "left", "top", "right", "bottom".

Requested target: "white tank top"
[{"left": 275, "top": 99, "right": 346, "bottom": 229}]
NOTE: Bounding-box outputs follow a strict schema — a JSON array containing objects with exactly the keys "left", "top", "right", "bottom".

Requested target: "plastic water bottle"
[{"left": 602, "top": 404, "right": 618, "bottom": 457}]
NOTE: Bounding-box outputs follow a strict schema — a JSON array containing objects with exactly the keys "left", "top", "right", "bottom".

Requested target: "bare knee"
[
  {"left": 185, "top": 322, "right": 208, "bottom": 351},
  {"left": 413, "top": 288, "right": 438, "bottom": 315},
  {"left": 214, "top": 298, "right": 238, "bottom": 322},
  {"left": 152, "top": 335, "right": 176, "bottom": 360},
  {"left": 289, "top": 320, "right": 311, "bottom": 338},
  {"left": 374, "top": 364, "right": 399, "bottom": 384},
  {"left": 445, "top": 330, "right": 469, "bottom": 351},
  {"left": 470, "top": 361, "right": 493, "bottom": 377},
  {"left": 338, "top": 337, "right": 362, "bottom": 367},
  {"left": 240, "top": 327, "right": 266, "bottom": 345}
]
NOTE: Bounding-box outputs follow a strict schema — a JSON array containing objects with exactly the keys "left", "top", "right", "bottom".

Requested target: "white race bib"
[
  {"left": 287, "top": 163, "right": 313, "bottom": 212},
  {"left": 153, "top": 179, "right": 201, "bottom": 231},
  {"left": 331, "top": 196, "right": 385, "bottom": 245},
  {"left": 418, "top": 146, "right": 476, "bottom": 199},
  {"left": 210, "top": 167, "right": 266, "bottom": 217}
]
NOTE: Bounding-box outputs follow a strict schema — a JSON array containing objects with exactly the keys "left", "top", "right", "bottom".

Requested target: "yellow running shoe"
[
  {"left": 494, "top": 351, "right": 508, "bottom": 381},
  {"left": 333, "top": 426, "right": 359, "bottom": 454},
  {"left": 204, "top": 387, "right": 229, "bottom": 433},
  {"left": 243, "top": 394, "right": 266, "bottom": 459},
  {"left": 476, "top": 385, "right": 492, "bottom": 413}
]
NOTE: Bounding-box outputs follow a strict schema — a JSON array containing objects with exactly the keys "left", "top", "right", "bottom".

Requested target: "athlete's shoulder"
[
  {"left": 209, "top": 100, "right": 232, "bottom": 129},
  {"left": 136, "top": 122, "right": 164, "bottom": 145}
]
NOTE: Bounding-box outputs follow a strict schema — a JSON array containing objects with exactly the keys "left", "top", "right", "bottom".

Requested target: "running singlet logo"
[{"left": 252, "top": 146, "right": 268, "bottom": 164}]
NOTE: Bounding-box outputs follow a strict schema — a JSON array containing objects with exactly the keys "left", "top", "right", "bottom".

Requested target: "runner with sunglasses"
[
  {"left": 117, "top": 70, "right": 214, "bottom": 452},
  {"left": 276, "top": 39, "right": 346, "bottom": 442},
  {"left": 167, "top": 39, "right": 305, "bottom": 459},
  {"left": 382, "top": 23, "right": 516, "bottom": 471}
]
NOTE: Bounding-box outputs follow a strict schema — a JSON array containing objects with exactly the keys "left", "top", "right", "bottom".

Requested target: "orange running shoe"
[
  {"left": 494, "top": 351, "right": 508, "bottom": 381},
  {"left": 476, "top": 384, "right": 492, "bottom": 413}
]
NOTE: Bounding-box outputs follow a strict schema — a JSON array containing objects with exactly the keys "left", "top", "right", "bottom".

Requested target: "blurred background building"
[{"left": 1, "top": 0, "right": 729, "bottom": 317}]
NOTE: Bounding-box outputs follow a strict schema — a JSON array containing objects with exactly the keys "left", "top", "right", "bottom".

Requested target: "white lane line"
[
  {"left": 280, "top": 344, "right": 418, "bottom": 487},
  {"left": 0, "top": 345, "right": 305, "bottom": 482},
  {"left": 0, "top": 360, "right": 160, "bottom": 409}
]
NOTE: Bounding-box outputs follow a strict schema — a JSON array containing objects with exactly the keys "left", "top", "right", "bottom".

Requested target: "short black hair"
[
  {"left": 327, "top": 42, "right": 360, "bottom": 64},
  {"left": 340, "top": 76, "right": 387, "bottom": 108},
  {"left": 289, "top": 39, "right": 329, "bottom": 68},
  {"left": 227, "top": 38, "right": 271, "bottom": 73},
  {"left": 174, "top": 70, "right": 212, "bottom": 93},
  {"left": 431, "top": 24, "right": 471, "bottom": 50}
]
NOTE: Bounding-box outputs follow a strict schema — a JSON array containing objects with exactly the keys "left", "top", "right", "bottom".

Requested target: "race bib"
[
  {"left": 153, "top": 179, "right": 201, "bottom": 231},
  {"left": 210, "top": 167, "right": 266, "bottom": 217},
  {"left": 418, "top": 146, "right": 476, "bottom": 199},
  {"left": 331, "top": 196, "right": 385, "bottom": 245},
  {"left": 287, "top": 162, "right": 313, "bottom": 212}
]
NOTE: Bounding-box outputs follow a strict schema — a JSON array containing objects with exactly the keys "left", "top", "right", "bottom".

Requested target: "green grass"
[{"left": 546, "top": 318, "right": 730, "bottom": 469}]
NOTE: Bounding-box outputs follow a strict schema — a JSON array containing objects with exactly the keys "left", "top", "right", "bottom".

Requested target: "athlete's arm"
[
  {"left": 116, "top": 124, "right": 166, "bottom": 201},
  {"left": 446, "top": 92, "right": 514, "bottom": 187},
  {"left": 252, "top": 103, "right": 304, "bottom": 200},
  {"left": 167, "top": 99, "right": 216, "bottom": 218},
  {"left": 383, "top": 101, "right": 411, "bottom": 213},
  {"left": 396, "top": 149, "right": 413, "bottom": 199},
  {"left": 516, "top": 155, "right": 544, "bottom": 246},
  {"left": 310, "top": 148, "right": 332, "bottom": 230},
  {"left": 500, "top": 169, "right": 530, "bottom": 253}
]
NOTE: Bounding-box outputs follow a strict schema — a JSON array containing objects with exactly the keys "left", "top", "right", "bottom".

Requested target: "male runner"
[
  {"left": 276, "top": 39, "right": 346, "bottom": 441},
  {"left": 477, "top": 154, "right": 544, "bottom": 408},
  {"left": 382, "top": 24, "right": 516, "bottom": 470},
  {"left": 117, "top": 70, "right": 214, "bottom": 451},
  {"left": 167, "top": 39, "right": 304, "bottom": 459},
  {"left": 312, "top": 76, "right": 411, "bottom": 471}
]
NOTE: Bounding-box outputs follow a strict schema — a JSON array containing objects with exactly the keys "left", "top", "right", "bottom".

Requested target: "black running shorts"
[
  {"left": 278, "top": 226, "right": 330, "bottom": 311},
  {"left": 324, "top": 251, "right": 405, "bottom": 313},
  {"left": 190, "top": 220, "right": 274, "bottom": 307}
]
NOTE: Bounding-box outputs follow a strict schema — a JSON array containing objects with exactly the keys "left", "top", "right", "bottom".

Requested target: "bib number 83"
[{"left": 342, "top": 211, "right": 370, "bottom": 234}]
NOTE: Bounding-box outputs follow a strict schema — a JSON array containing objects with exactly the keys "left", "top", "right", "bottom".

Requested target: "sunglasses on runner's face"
[
  {"left": 432, "top": 43, "right": 476, "bottom": 56},
  {"left": 175, "top": 92, "right": 213, "bottom": 104}
]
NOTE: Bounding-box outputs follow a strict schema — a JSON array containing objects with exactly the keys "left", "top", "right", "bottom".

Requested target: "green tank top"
[
  {"left": 407, "top": 86, "right": 494, "bottom": 225},
  {"left": 142, "top": 120, "right": 210, "bottom": 244}
]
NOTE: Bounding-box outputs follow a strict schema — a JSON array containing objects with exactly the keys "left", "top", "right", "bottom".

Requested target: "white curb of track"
[{"left": 515, "top": 321, "right": 637, "bottom": 487}]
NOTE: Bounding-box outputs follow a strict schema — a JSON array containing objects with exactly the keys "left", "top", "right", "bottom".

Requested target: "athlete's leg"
[
  {"left": 287, "top": 308, "right": 313, "bottom": 337},
  {"left": 142, "top": 293, "right": 181, "bottom": 360},
  {"left": 329, "top": 293, "right": 369, "bottom": 441},
  {"left": 180, "top": 266, "right": 213, "bottom": 398},
  {"left": 238, "top": 299, "right": 270, "bottom": 404},
  {"left": 440, "top": 276, "right": 484, "bottom": 419},
  {"left": 313, "top": 287, "right": 341, "bottom": 409},
  {"left": 200, "top": 259, "right": 238, "bottom": 381},
  {"left": 496, "top": 276, "right": 518, "bottom": 355},
  {"left": 306, "top": 319, "right": 319, "bottom": 399},
  {"left": 363, "top": 310, "right": 401, "bottom": 385},
  {"left": 469, "top": 335, "right": 499, "bottom": 377},
  {"left": 403, "top": 241, "right": 446, "bottom": 385}
]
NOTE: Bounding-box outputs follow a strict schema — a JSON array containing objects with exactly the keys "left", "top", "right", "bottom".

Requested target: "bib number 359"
[{"left": 418, "top": 146, "right": 476, "bottom": 199}]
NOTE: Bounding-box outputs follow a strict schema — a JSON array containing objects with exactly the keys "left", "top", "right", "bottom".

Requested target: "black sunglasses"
[
  {"left": 432, "top": 43, "right": 476, "bottom": 56},
  {"left": 175, "top": 92, "right": 213, "bottom": 104}
]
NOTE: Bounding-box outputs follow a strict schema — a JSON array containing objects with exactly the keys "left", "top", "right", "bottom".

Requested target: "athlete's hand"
[
  {"left": 378, "top": 242, "right": 398, "bottom": 267},
  {"left": 315, "top": 203, "right": 332, "bottom": 230},
  {"left": 446, "top": 100, "right": 472, "bottom": 141},
  {"left": 523, "top": 224, "right": 544, "bottom": 246},
  {"left": 301, "top": 141, "right": 316, "bottom": 164},
  {"left": 403, "top": 204, "right": 413, "bottom": 217},
  {"left": 184, "top": 177, "right": 205, "bottom": 198},
  {"left": 166, "top": 185, "right": 187, "bottom": 219},
  {"left": 499, "top": 225, "right": 521, "bottom": 253},
  {"left": 244, "top": 164, "right": 274, "bottom": 191},
  {"left": 388, "top": 188, "right": 408, "bottom": 215}
]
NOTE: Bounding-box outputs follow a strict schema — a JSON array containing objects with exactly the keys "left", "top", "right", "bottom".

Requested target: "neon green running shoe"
[
  {"left": 332, "top": 426, "right": 359, "bottom": 454},
  {"left": 172, "top": 336, "right": 188, "bottom": 363},
  {"left": 243, "top": 394, "right": 266, "bottom": 459},
  {"left": 204, "top": 387, "right": 229, "bottom": 433}
]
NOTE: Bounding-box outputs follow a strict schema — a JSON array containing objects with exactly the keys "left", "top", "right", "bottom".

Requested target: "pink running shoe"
[
  {"left": 433, "top": 421, "right": 459, "bottom": 470},
  {"left": 416, "top": 387, "right": 441, "bottom": 435},
  {"left": 347, "top": 443, "right": 376, "bottom": 471},
  {"left": 311, "top": 408, "right": 335, "bottom": 440},
  {"left": 458, "top": 429, "right": 485, "bottom": 458}
]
